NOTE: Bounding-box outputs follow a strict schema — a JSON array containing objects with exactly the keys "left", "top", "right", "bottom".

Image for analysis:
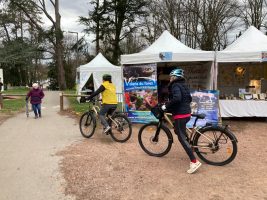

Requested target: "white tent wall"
[{"left": 76, "top": 53, "right": 123, "bottom": 102}]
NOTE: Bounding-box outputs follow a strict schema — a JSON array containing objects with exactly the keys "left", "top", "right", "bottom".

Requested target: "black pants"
[{"left": 174, "top": 117, "right": 196, "bottom": 161}]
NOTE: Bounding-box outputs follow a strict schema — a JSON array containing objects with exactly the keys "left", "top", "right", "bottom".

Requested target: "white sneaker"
[
  {"left": 187, "top": 161, "right": 202, "bottom": 174},
  {"left": 104, "top": 126, "right": 111, "bottom": 134}
]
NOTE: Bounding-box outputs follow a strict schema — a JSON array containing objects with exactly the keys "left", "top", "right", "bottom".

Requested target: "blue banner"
[
  {"left": 187, "top": 90, "right": 220, "bottom": 128},
  {"left": 123, "top": 63, "right": 158, "bottom": 123}
]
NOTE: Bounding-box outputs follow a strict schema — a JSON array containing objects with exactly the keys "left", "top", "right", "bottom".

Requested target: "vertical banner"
[
  {"left": 188, "top": 90, "right": 220, "bottom": 127},
  {"left": 123, "top": 63, "right": 158, "bottom": 123}
]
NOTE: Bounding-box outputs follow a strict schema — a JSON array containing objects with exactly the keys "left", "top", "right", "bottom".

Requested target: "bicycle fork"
[{"left": 152, "top": 122, "right": 163, "bottom": 142}]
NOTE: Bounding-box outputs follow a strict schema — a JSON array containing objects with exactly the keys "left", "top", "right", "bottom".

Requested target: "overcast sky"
[{"left": 43, "top": 1, "right": 92, "bottom": 41}]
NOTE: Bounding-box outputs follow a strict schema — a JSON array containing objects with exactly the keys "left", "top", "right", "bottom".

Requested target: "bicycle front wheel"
[
  {"left": 138, "top": 123, "right": 173, "bottom": 157},
  {"left": 193, "top": 126, "right": 237, "bottom": 166},
  {"left": 79, "top": 112, "right": 96, "bottom": 138},
  {"left": 109, "top": 114, "right": 132, "bottom": 143}
]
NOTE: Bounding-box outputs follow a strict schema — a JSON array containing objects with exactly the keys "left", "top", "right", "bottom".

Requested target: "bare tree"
[
  {"left": 184, "top": 0, "right": 240, "bottom": 50},
  {"left": 240, "top": 0, "right": 267, "bottom": 29}
]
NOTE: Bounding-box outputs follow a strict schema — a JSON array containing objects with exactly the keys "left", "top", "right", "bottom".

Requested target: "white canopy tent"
[
  {"left": 77, "top": 53, "right": 122, "bottom": 97},
  {"left": 215, "top": 26, "right": 267, "bottom": 89},
  {"left": 121, "top": 30, "right": 215, "bottom": 64},
  {"left": 121, "top": 30, "right": 216, "bottom": 89},
  {"left": 216, "top": 26, "right": 267, "bottom": 117},
  {"left": 217, "top": 26, "right": 267, "bottom": 63}
]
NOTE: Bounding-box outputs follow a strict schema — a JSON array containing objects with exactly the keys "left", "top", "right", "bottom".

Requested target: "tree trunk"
[{"left": 55, "top": 0, "right": 66, "bottom": 90}]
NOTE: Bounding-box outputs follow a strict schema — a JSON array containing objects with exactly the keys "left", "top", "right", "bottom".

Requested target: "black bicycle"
[
  {"left": 138, "top": 105, "right": 238, "bottom": 166},
  {"left": 79, "top": 98, "right": 132, "bottom": 143}
]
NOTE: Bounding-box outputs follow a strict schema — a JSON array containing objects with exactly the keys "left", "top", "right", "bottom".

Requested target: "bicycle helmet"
[
  {"left": 169, "top": 68, "right": 184, "bottom": 78},
  {"left": 102, "top": 74, "right": 112, "bottom": 82}
]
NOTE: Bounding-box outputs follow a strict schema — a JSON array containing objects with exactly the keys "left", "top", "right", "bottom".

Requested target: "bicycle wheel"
[
  {"left": 138, "top": 122, "right": 173, "bottom": 157},
  {"left": 193, "top": 126, "right": 237, "bottom": 166},
  {"left": 79, "top": 112, "right": 96, "bottom": 138},
  {"left": 109, "top": 114, "right": 132, "bottom": 143}
]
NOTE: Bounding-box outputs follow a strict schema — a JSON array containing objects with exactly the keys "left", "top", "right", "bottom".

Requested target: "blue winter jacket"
[{"left": 166, "top": 79, "right": 192, "bottom": 115}]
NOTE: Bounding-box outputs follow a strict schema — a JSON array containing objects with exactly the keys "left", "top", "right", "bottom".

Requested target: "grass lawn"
[
  {"left": 63, "top": 90, "right": 89, "bottom": 115},
  {"left": 0, "top": 87, "right": 29, "bottom": 114}
]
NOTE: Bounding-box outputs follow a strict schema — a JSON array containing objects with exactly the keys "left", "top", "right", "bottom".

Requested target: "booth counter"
[{"left": 219, "top": 100, "right": 267, "bottom": 117}]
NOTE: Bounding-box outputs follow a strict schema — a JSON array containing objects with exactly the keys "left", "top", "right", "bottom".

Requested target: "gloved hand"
[{"left": 161, "top": 104, "right": 167, "bottom": 111}]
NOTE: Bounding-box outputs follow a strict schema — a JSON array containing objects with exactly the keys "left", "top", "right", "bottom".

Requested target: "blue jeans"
[
  {"left": 99, "top": 104, "right": 117, "bottom": 128},
  {"left": 32, "top": 103, "right": 41, "bottom": 117}
]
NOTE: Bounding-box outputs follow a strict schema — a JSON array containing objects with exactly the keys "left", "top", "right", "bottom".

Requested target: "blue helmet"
[{"left": 170, "top": 68, "right": 184, "bottom": 78}]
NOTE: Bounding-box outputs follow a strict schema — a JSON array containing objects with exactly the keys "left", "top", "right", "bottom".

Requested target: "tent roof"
[
  {"left": 223, "top": 26, "right": 267, "bottom": 52},
  {"left": 121, "top": 30, "right": 214, "bottom": 64},
  {"left": 217, "top": 26, "right": 267, "bottom": 62},
  {"left": 142, "top": 30, "right": 203, "bottom": 53},
  {"left": 78, "top": 53, "right": 121, "bottom": 71}
]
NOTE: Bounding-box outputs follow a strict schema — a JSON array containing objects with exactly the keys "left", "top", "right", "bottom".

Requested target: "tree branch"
[{"left": 37, "top": 0, "right": 56, "bottom": 28}]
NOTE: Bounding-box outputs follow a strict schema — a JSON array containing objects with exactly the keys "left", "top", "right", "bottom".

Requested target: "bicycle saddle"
[{"left": 191, "top": 113, "right": 206, "bottom": 119}]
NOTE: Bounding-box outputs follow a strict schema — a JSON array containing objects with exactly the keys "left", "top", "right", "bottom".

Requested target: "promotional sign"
[
  {"left": 159, "top": 52, "right": 173, "bottom": 61},
  {"left": 188, "top": 90, "right": 220, "bottom": 128},
  {"left": 262, "top": 51, "right": 267, "bottom": 62},
  {"left": 123, "top": 63, "right": 158, "bottom": 123}
]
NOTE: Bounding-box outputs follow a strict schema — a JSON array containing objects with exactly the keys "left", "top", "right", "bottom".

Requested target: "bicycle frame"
[
  {"left": 88, "top": 100, "right": 120, "bottom": 128},
  {"left": 162, "top": 112, "right": 216, "bottom": 149}
]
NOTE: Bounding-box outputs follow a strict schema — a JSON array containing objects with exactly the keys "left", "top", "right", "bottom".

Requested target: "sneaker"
[
  {"left": 34, "top": 115, "right": 38, "bottom": 119},
  {"left": 103, "top": 126, "right": 111, "bottom": 134},
  {"left": 187, "top": 161, "right": 202, "bottom": 174}
]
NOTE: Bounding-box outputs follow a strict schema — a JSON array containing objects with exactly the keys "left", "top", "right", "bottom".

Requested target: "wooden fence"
[
  {"left": 0, "top": 92, "right": 27, "bottom": 110},
  {"left": 60, "top": 92, "right": 125, "bottom": 111},
  {"left": 0, "top": 92, "right": 125, "bottom": 111}
]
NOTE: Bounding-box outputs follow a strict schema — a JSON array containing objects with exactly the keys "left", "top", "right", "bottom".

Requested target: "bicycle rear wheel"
[
  {"left": 109, "top": 114, "right": 132, "bottom": 143},
  {"left": 193, "top": 126, "right": 237, "bottom": 166},
  {"left": 138, "top": 123, "right": 173, "bottom": 157},
  {"left": 79, "top": 112, "right": 96, "bottom": 138}
]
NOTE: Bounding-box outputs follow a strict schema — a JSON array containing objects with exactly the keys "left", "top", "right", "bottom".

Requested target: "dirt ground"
[{"left": 58, "top": 118, "right": 267, "bottom": 200}]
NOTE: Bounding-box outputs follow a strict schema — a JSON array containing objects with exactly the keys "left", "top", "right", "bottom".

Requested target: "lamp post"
[{"left": 68, "top": 31, "right": 79, "bottom": 68}]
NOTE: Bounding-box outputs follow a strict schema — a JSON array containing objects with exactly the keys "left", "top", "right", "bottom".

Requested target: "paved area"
[{"left": 0, "top": 91, "right": 80, "bottom": 200}]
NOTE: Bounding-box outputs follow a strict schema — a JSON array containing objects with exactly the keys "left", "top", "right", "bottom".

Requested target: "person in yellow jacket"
[{"left": 87, "top": 74, "right": 117, "bottom": 133}]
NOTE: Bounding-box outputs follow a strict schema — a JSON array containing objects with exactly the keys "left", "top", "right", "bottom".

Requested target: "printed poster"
[
  {"left": 188, "top": 90, "right": 220, "bottom": 127},
  {"left": 123, "top": 63, "right": 158, "bottom": 123}
]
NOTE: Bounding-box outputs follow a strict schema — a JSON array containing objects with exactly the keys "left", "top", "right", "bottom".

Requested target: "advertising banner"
[
  {"left": 188, "top": 90, "right": 220, "bottom": 127},
  {"left": 123, "top": 63, "right": 158, "bottom": 123}
]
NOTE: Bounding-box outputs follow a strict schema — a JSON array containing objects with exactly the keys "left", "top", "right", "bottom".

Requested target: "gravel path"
[
  {"left": 59, "top": 119, "right": 267, "bottom": 200},
  {"left": 0, "top": 91, "right": 81, "bottom": 200}
]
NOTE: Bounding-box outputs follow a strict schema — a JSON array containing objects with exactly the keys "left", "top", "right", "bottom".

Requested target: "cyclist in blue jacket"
[{"left": 162, "top": 68, "right": 201, "bottom": 174}]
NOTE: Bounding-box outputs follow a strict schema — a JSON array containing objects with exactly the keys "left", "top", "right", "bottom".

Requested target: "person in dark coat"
[
  {"left": 26, "top": 83, "right": 45, "bottom": 119},
  {"left": 161, "top": 68, "right": 201, "bottom": 174}
]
